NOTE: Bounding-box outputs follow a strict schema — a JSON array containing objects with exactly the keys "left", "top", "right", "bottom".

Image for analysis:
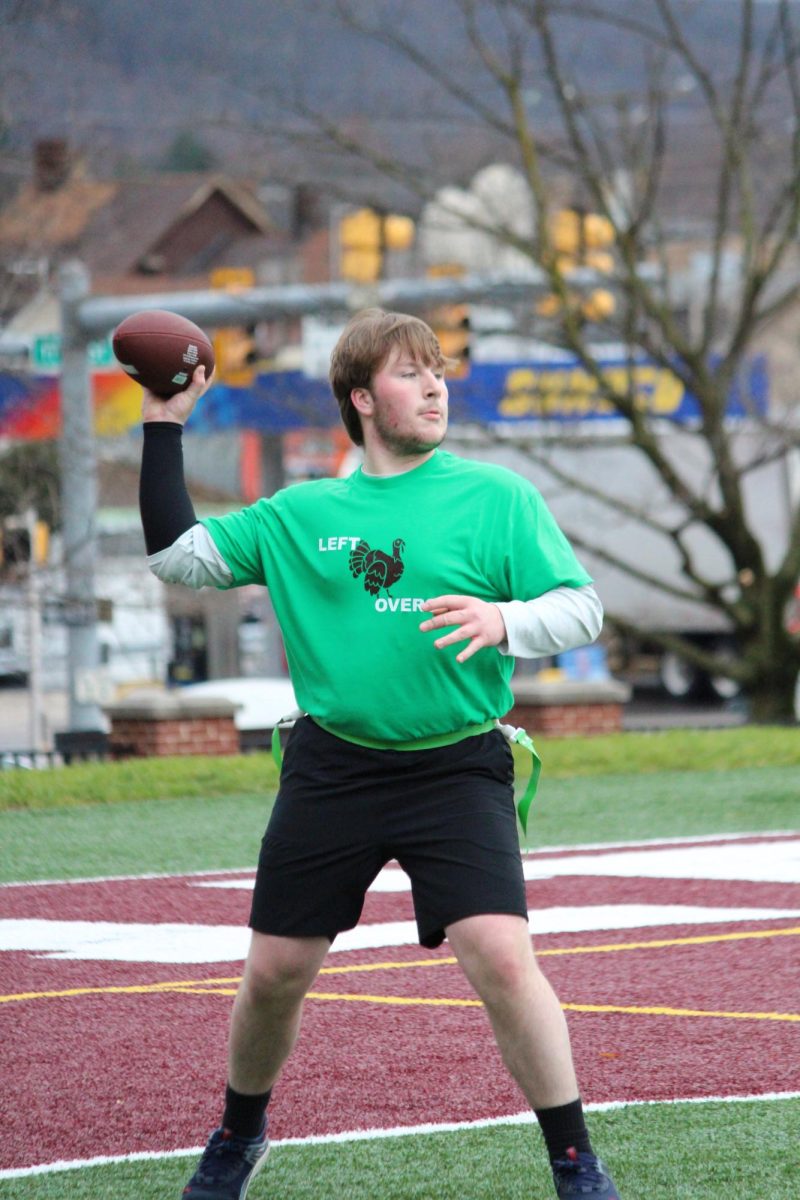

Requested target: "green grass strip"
[
  {"left": 0, "top": 753, "right": 280, "bottom": 811},
  {"left": 2, "top": 725, "right": 799, "bottom": 813},
  {"left": 0, "top": 792, "right": 272, "bottom": 882},
  {"left": 2, "top": 763, "right": 797, "bottom": 883},
  {"left": 0, "top": 1097, "right": 796, "bottom": 1199},
  {"left": 525, "top": 763, "right": 800, "bottom": 849}
]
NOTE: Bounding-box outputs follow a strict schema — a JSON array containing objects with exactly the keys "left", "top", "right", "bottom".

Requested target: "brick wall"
[
  {"left": 505, "top": 701, "right": 625, "bottom": 737},
  {"left": 105, "top": 695, "right": 240, "bottom": 759},
  {"left": 505, "top": 678, "right": 632, "bottom": 738}
]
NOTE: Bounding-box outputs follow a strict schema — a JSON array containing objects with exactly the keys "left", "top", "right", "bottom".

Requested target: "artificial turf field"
[{"left": 1, "top": 730, "right": 798, "bottom": 1199}]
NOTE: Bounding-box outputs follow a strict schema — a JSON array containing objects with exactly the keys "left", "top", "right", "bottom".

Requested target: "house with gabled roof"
[{"left": 0, "top": 139, "right": 300, "bottom": 318}]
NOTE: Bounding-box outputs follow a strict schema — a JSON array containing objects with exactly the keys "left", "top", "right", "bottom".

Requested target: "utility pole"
[
  {"left": 259, "top": 434, "right": 286, "bottom": 675},
  {"left": 59, "top": 261, "right": 103, "bottom": 732},
  {"left": 25, "top": 509, "right": 44, "bottom": 752}
]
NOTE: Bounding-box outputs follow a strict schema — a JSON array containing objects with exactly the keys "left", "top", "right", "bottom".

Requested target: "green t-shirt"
[{"left": 201, "top": 450, "right": 591, "bottom": 742}]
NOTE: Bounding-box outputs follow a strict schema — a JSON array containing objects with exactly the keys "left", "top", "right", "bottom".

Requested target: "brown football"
[{"left": 112, "top": 309, "right": 215, "bottom": 397}]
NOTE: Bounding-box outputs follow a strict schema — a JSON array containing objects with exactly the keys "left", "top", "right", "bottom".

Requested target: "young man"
[{"left": 139, "top": 308, "right": 621, "bottom": 1200}]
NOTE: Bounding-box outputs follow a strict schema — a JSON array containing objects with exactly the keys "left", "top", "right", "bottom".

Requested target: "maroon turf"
[{"left": 1, "top": 836, "right": 798, "bottom": 1173}]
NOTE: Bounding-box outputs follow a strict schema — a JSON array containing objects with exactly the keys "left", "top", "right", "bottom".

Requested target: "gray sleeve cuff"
[
  {"left": 147, "top": 524, "right": 234, "bottom": 589},
  {"left": 495, "top": 584, "right": 603, "bottom": 658}
]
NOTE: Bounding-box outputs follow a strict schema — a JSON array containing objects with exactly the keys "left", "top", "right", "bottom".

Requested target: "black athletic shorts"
[{"left": 249, "top": 717, "right": 528, "bottom": 949}]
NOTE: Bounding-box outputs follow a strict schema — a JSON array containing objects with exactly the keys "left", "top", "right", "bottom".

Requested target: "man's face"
[{"left": 365, "top": 347, "right": 449, "bottom": 456}]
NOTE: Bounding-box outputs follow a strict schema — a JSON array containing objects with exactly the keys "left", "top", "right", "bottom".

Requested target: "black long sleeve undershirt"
[{"left": 139, "top": 422, "right": 198, "bottom": 555}]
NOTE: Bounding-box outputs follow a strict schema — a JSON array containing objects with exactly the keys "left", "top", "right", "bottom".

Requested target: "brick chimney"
[
  {"left": 290, "top": 183, "right": 323, "bottom": 239},
  {"left": 34, "top": 139, "right": 72, "bottom": 191}
]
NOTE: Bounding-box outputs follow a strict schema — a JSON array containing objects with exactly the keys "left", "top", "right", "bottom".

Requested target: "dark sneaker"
[
  {"left": 552, "top": 1147, "right": 621, "bottom": 1198},
  {"left": 182, "top": 1123, "right": 269, "bottom": 1199}
]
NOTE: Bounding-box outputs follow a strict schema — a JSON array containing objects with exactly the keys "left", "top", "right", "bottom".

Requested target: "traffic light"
[
  {"left": 424, "top": 263, "right": 471, "bottom": 378},
  {"left": 339, "top": 208, "right": 382, "bottom": 283},
  {"left": 550, "top": 208, "right": 584, "bottom": 269},
  {"left": 0, "top": 517, "right": 49, "bottom": 576},
  {"left": 581, "top": 212, "right": 615, "bottom": 273},
  {"left": 0, "top": 526, "right": 29, "bottom": 573},
  {"left": 580, "top": 288, "right": 616, "bottom": 322},
  {"left": 432, "top": 303, "right": 471, "bottom": 378},
  {"left": 32, "top": 519, "right": 49, "bottom": 565},
  {"left": 210, "top": 268, "right": 259, "bottom": 385},
  {"left": 537, "top": 207, "right": 616, "bottom": 323},
  {"left": 212, "top": 325, "right": 258, "bottom": 384},
  {"left": 338, "top": 208, "right": 415, "bottom": 283}
]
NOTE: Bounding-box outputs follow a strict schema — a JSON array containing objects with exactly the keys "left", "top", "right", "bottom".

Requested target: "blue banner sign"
[
  {"left": 0, "top": 353, "right": 769, "bottom": 437},
  {"left": 188, "top": 354, "right": 768, "bottom": 433}
]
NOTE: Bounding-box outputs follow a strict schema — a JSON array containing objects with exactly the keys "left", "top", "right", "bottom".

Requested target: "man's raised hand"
[
  {"left": 141, "top": 364, "right": 214, "bottom": 426},
  {"left": 419, "top": 595, "right": 507, "bottom": 663}
]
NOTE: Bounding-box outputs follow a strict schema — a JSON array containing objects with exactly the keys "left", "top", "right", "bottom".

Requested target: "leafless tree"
[{"left": 252, "top": 0, "right": 800, "bottom": 721}]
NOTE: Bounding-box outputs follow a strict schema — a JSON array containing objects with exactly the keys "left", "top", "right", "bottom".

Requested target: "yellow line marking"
[
  {"left": 302, "top": 992, "right": 800, "bottom": 1023},
  {"left": 321, "top": 956, "right": 455, "bottom": 974},
  {"left": 334, "top": 925, "right": 800, "bottom": 971},
  {"left": 307, "top": 992, "right": 483, "bottom": 1007},
  {"left": 561, "top": 1002, "right": 800, "bottom": 1023},
  {"left": 537, "top": 925, "right": 800, "bottom": 957},
  {"left": 2, "top": 980, "right": 797, "bottom": 1022},
  {"left": 312, "top": 993, "right": 799, "bottom": 1022},
  {"left": 122, "top": 985, "right": 800, "bottom": 1023},
  {"left": 93, "top": 985, "right": 795, "bottom": 1023},
  {"left": 2, "top": 925, "right": 798, "bottom": 1006},
  {"left": 0, "top": 979, "right": 229, "bottom": 1003},
  {"left": 312, "top": 924, "right": 800, "bottom": 970}
]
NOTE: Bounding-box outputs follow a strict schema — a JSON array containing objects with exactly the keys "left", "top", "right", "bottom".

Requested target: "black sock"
[
  {"left": 534, "top": 1098, "right": 593, "bottom": 1163},
  {"left": 222, "top": 1084, "right": 272, "bottom": 1138}
]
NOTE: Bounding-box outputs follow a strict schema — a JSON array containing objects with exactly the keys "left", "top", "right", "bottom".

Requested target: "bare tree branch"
[{"left": 333, "top": 0, "right": 518, "bottom": 143}]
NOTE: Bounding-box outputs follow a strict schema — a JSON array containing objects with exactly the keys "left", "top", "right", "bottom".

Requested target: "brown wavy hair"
[{"left": 329, "top": 308, "right": 454, "bottom": 446}]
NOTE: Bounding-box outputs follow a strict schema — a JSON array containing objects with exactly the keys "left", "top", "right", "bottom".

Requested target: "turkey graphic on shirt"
[{"left": 349, "top": 537, "right": 406, "bottom": 596}]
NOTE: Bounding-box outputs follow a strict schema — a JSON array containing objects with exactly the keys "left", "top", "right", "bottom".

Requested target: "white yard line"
[
  {"left": 2, "top": 1091, "right": 798, "bottom": 1180},
  {"left": 2, "top": 830, "right": 797, "bottom": 890}
]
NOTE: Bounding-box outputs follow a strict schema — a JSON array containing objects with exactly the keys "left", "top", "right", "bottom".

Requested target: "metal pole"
[
  {"left": 75, "top": 272, "right": 555, "bottom": 336},
  {"left": 59, "top": 260, "right": 103, "bottom": 732},
  {"left": 259, "top": 434, "right": 286, "bottom": 675},
  {"left": 26, "top": 509, "right": 44, "bottom": 752}
]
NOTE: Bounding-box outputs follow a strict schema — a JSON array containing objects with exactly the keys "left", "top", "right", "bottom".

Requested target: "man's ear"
[{"left": 351, "top": 387, "right": 373, "bottom": 417}]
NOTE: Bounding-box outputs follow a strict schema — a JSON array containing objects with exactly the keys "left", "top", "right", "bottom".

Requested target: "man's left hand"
[{"left": 419, "top": 595, "right": 507, "bottom": 663}]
